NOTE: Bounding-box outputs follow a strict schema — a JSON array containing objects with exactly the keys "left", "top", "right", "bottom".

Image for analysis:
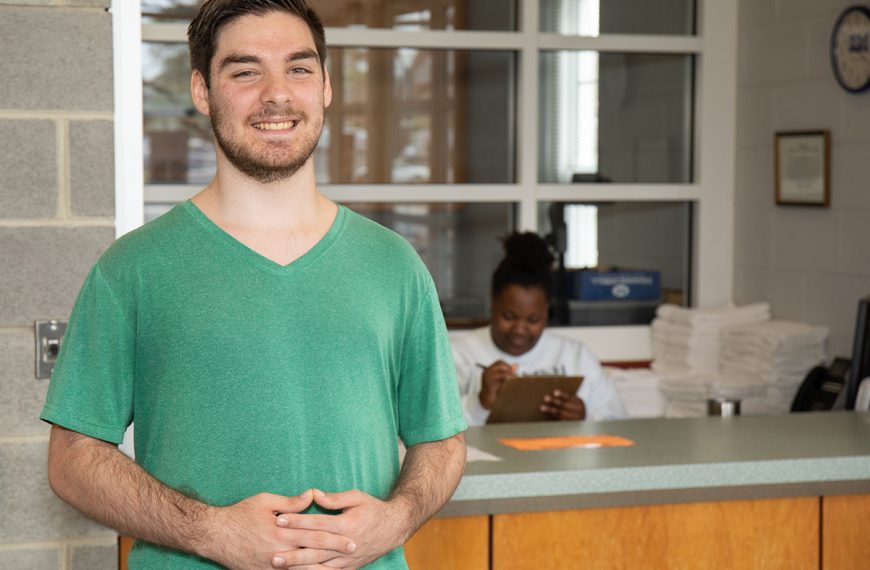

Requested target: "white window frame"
[{"left": 112, "top": 0, "right": 736, "bottom": 308}]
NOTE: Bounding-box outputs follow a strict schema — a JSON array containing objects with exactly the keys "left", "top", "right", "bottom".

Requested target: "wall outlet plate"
[{"left": 35, "top": 320, "right": 66, "bottom": 380}]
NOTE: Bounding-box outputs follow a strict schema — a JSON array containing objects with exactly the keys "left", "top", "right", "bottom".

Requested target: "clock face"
[{"left": 831, "top": 6, "right": 870, "bottom": 93}]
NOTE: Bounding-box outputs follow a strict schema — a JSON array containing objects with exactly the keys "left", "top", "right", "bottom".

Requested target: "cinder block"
[
  {"left": 0, "top": 548, "right": 61, "bottom": 569},
  {"left": 0, "top": 332, "right": 51, "bottom": 437},
  {"left": 69, "top": 120, "right": 115, "bottom": 217},
  {"left": 71, "top": 543, "right": 118, "bottom": 570},
  {"left": 0, "top": 441, "right": 111, "bottom": 542},
  {"left": 0, "top": 227, "right": 114, "bottom": 326},
  {"left": 0, "top": 7, "right": 112, "bottom": 112},
  {"left": 65, "top": 0, "right": 111, "bottom": 7},
  {"left": 0, "top": 120, "right": 58, "bottom": 219},
  {"left": 0, "top": 1, "right": 57, "bottom": 5}
]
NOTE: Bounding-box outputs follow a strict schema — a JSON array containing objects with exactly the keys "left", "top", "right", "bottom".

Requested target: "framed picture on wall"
[{"left": 774, "top": 130, "right": 831, "bottom": 207}]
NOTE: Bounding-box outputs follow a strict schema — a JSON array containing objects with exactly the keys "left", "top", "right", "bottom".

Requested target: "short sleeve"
[
  {"left": 39, "top": 264, "right": 136, "bottom": 444},
  {"left": 396, "top": 285, "right": 467, "bottom": 446}
]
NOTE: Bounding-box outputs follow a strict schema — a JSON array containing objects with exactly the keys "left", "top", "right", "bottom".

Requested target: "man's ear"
[
  {"left": 323, "top": 67, "right": 333, "bottom": 109},
  {"left": 191, "top": 70, "right": 211, "bottom": 116}
]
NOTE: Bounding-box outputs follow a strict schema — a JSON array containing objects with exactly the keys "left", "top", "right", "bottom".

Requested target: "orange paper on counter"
[{"left": 498, "top": 435, "right": 635, "bottom": 451}]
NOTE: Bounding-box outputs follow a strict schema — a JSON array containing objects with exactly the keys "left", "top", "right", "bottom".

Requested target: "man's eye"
[
  {"left": 232, "top": 70, "right": 255, "bottom": 78},
  {"left": 290, "top": 67, "right": 311, "bottom": 75}
]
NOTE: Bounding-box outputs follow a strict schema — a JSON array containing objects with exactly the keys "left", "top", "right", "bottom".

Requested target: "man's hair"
[
  {"left": 188, "top": 0, "right": 327, "bottom": 88},
  {"left": 492, "top": 232, "right": 555, "bottom": 300}
]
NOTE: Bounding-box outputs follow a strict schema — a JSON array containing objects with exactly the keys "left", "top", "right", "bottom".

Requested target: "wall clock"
[{"left": 831, "top": 5, "right": 870, "bottom": 93}]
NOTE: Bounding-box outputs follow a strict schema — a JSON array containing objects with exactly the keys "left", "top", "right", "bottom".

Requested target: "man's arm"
[
  {"left": 47, "top": 424, "right": 356, "bottom": 569},
  {"left": 272, "top": 432, "right": 467, "bottom": 568}
]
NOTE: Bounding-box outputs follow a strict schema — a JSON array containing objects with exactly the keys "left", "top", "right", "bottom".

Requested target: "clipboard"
[{"left": 486, "top": 375, "right": 583, "bottom": 424}]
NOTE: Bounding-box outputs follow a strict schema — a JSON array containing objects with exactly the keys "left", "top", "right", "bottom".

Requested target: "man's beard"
[{"left": 210, "top": 101, "right": 323, "bottom": 184}]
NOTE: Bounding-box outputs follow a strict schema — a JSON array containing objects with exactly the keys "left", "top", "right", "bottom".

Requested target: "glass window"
[
  {"left": 140, "top": 1, "right": 704, "bottom": 329},
  {"left": 143, "top": 42, "right": 214, "bottom": 185},
  {"left": 345, "top": 202, "right": 514, "bottom": 326},
  {"left": 142, "top": 44, "right": 516, "bottom": 185},
  {"left": 142, "top": 0, "right": 518, "bottom": 31},
  {"left": 319, "top": 48, "right": 515, "bottom": 184},
  {"left": 538, "top": 201, "right": 691, "bottom": 326},
  {"left": 540, "top": 0, "right": 695, "bottom": 36},
  {"left": 539, "top": 51, "right": 694, "bottom": 184}
]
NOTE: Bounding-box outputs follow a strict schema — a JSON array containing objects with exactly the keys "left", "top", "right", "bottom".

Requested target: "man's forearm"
[
  {"left": 47, "top": 425, "right": 216, "bottom": 557},
  {"left": 388, "top": 432, "right": 467, "bottom": 542}
]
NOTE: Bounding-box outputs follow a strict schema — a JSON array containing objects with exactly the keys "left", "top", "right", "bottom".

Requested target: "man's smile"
[{"left": 252, "top": 120, "right": 299, "bottom": 130}]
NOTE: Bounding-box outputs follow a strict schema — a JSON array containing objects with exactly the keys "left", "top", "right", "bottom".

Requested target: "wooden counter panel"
[
  {"left": 823, "top": 494, "right": 870, "bottom": 570},
  {"left": 493, "top": 497, "right": 819, "bottom": 570},
  {"left": 119, "top": 535, "right": 132, "bottom": 570},
  {"left": 404, "top": 515, "right": 488, "bottom": 570}
]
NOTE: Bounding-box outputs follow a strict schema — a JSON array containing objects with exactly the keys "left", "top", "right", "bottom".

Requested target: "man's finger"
[
  {"left": 271, "top": 544, "right": 350, "bottom": 568},
  {"left": 311, "top": 489, "right": 364, "bottom": 510}
]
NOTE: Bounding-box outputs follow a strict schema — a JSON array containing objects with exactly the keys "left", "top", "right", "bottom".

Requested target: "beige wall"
[
  {"left": 734, "top": 0, "right": 870, "bottom": 357},
  {"left": 0, "top": 1, "right": 118, "bottom": 568}
]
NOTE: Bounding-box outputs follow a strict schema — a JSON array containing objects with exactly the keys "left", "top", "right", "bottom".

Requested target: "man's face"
[
  {"left": 191, "top": 11, "right": 332, "bottom": 184},
  {"left": 490, "top": 284, "right": 549, "bottom": 356}
]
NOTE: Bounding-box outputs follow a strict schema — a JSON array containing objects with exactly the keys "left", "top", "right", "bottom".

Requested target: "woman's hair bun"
[
  {"left": 491, "top": 232, "right": 554, "bottom": 298},
  {"left": 503, "top": 232, "right": 554, "bottom": 272}
]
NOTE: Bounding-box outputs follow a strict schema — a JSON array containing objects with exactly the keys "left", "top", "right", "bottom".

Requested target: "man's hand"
[
  {"left": 47, "top": 426, "right": 357, "bottom": 569},
  {"left": 540, "top": 389, "right": 586, "bottom": 420},
  {"left": 479, "top": 361, "right": 518, "bottom": 409},
  {"left": 271, "top": 489, "right": 405, "bottom": 569},
  {"left": 206, "top": 491, "right": 358, "bottom": 570}
]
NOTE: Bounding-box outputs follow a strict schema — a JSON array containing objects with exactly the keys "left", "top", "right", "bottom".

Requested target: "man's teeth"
[{"left": 253, "top": 121, "right": 297, "bottom": 130}]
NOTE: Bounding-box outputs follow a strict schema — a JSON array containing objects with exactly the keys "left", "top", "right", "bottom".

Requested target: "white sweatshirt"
[{"left": 452, "top": 326, "right": 628, "bottom": 426}]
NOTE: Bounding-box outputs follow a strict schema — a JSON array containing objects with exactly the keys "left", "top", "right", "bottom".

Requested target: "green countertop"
[{"left": 440, "top": 411, "right": 870, "bottom": 517}]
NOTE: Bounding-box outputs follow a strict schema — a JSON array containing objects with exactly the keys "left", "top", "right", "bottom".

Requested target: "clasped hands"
[
  {"left": 208, "top": 487, "right": 409, "bottom": 570},
  {"left": 479, "top": 360, "right": 586, "bottom": 420}
]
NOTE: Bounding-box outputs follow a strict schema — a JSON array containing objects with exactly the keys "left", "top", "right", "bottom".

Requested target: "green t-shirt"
[{"left": 41, "top": 202, "right": 466, "bottom": 569}]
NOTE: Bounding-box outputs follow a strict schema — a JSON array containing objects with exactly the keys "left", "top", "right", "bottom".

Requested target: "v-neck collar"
[{"left": 181, "top": 200, "right": 348, "bottom": 276}]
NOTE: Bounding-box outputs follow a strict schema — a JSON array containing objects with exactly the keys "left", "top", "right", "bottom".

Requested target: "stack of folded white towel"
[
  {"left": 604, "top": 367, "right": 667, "bottom": 418},
  {"left": 650, "top": 302, "right": 776, "bottom": 417},
  {"left": 720, "top": 320, "right": 828, "bottom": 414},
  {"left": 651, "top": 302, "right": 771, "bottom": 371}
]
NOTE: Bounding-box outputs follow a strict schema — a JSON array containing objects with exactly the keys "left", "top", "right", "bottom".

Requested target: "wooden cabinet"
[
  {"left": 119, "top": 495, "right": 870, "bottom": 569},
  {"left": 492, "top": 498, "right": 818, "bottom": 570},
  {"left": 822, "top": 494, "right": 870, "bottom": 570},
  {"left": 404, "top": 515, "right": 488, "bottom": 570}
]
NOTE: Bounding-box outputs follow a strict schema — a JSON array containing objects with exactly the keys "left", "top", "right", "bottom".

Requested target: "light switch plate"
[{"left": 35, "top": 320, "right": 66, "bottom": 380}]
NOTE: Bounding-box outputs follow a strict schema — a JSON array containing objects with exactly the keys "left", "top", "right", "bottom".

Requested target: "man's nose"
[{"left": 260, "top": 72, "right": 293, "bottom": 106}]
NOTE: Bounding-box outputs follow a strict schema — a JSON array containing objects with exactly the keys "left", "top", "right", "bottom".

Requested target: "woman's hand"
[
  {"left": 479, "top": 361, "right": 518, "bottom": 410},
  {"left": 540, "top": 389, "right": 586, "bottom": 421}
]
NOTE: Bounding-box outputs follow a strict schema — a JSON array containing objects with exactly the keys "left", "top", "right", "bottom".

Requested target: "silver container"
[{"left": 707, "top": 398, "right": 741, "bottom": 417}]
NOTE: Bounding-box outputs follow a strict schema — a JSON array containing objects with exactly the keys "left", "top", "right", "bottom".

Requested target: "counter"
[
  {"left": 443, "top": 411, "right": 870, "bottom": 516},
  {"left": 405, "top": 412, "right": 870, "bottom": 570}
]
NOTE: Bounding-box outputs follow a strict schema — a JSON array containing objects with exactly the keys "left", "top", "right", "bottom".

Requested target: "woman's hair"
[{"left": 491, "top": 232, "right": 554, "bottom": 299}]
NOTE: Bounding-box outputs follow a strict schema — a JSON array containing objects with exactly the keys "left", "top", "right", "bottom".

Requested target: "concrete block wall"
[
  {"left": 0, "top": 1, "right": 118, "bottom": 568},
  {"left": 734, "top": 0, "right": 870, "bottom": 356}
]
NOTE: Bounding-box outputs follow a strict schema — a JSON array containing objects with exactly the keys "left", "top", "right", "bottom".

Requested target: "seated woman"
[{"left": 453, "top": 232, "right": 627, "bottom": 426}]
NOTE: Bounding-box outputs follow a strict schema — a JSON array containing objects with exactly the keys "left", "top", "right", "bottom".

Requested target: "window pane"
[
  {"left": 142, "top": 0, "right": 518, "bottom": 31},
  {"left": 143, "top": 42, "right": 215, "bottom": 185},
  {"left": 142, "top": 44, "right": 515, "bottom": 185},
  {"left": 540, "top": 0, "right": 695, "bottom": 36},
  {"left": 539, "top": 51, "right": 694, "bottom": 184},
  {"left": 141, "top": 0, "right": 199, "bottom": 24},
  {"left": 318, "top": 48, "right": 515, "bottom": 184},
  {"left": 538, "top": 201, "right": 691, "bottom": 326},
  {"left": 345, "top": 202, "right": 514, "bottom": 325}
]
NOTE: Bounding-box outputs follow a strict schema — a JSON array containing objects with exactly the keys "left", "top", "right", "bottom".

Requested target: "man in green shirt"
[{"left": 40, "top": 1, "right": 467, "bottom": 568}]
